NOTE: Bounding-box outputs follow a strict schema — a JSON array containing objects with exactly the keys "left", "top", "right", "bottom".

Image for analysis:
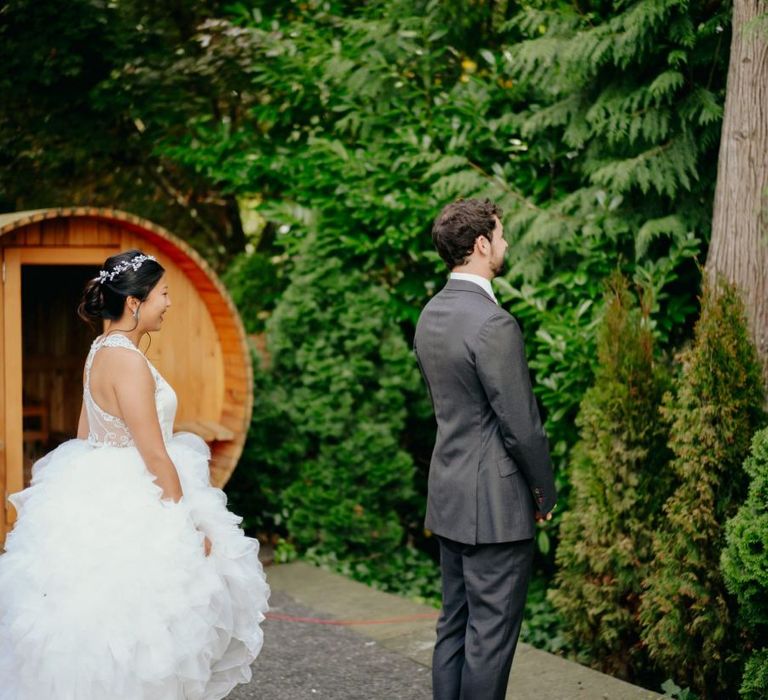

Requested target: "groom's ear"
[{"left": 476, "top": 235, "right": 491, "bottom": 256}]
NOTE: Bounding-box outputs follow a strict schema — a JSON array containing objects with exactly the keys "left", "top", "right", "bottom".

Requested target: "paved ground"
[
  {"left": 229, "top": 590, "right": 433, "bottom": 699},
  {"left": 228, "top": 562, "right": 663, "bottom": 700}
]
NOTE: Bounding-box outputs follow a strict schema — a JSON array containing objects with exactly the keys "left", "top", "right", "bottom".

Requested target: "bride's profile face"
[{"left": 139, "top": 274, "right": 171, "bottom": 331}]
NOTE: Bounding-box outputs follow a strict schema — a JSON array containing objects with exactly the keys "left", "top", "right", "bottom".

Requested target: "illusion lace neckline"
[{"left": 84, "top": 334, "right": 160, "bottom": 447}]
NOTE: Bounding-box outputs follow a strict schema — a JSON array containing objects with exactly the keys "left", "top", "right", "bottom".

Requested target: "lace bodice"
[{"left": 84, "top": 334, "right": 177, "bottom": 448}]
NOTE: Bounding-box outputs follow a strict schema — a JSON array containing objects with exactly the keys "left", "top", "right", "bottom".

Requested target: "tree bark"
[{"left": 707, "top": 1, "right": 768, "bottom": 377}]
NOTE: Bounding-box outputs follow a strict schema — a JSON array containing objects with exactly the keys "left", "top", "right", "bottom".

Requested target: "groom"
[{"left": 414, "top": 198, "right": 557, "bottom": 700}]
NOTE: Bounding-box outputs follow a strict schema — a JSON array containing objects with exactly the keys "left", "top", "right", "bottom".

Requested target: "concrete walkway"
[
  {"left": 233, "top": 589, "right": 432, "bottom": 699},
  {"left": 251, "top": 561, "right": 662, "bottom": 700}
]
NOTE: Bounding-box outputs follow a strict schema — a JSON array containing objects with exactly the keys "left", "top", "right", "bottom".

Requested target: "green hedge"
[
  {"left": 550, "top": 273, "right": 672, "bottom": 682},
  {"left": 231, "top": 230, "right": 421, "bottom": 562},
  {"left": 722, "top": 427, "right": 768, "bottom": 699},
  {"left": 640, "top": 277, "right": 765, "bottom": 697}
]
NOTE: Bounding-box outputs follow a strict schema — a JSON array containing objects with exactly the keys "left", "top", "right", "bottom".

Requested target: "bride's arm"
[{"left": 114, "top": 353, "right": 183, "bottom": 503}]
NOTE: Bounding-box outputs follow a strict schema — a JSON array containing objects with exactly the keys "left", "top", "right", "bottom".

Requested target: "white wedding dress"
[{"left": 0, "top": 334, "right": 269, "bottom": 700}]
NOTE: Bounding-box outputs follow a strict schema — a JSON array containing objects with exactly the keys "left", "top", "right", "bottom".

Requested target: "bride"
[{"left": 0, "top": 250, "right": 269, "bottom": 699}]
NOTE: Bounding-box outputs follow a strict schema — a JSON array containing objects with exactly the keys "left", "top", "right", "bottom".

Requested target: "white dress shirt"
[{"left": 449, "top": 272, "right": 498, "bottom": 305}]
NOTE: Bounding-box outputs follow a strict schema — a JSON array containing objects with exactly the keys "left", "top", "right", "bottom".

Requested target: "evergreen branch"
[{"left": 466, "top": 159, "right": 577, "bottom": 223}]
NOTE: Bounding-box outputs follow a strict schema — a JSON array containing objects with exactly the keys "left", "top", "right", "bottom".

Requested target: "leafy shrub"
[
  {"left": 639, "top": 277, "right": 765, "bottom": 698},
  {"left": 722, "top": 427, "right": 768, "bottom": 699},
  {"left": 549, "top": 273, "right": 672, "bottom": 681},
  {"left": 521, "top": 573, "right": 569, "bottom": 655},
  {"left": 304, "top": 544, "right": 442, "bottom": 606},
  {"left": 661, "top": 679, "right": 700, "bottom": 700},
  {"left": 739, "top": 651, "right": 768, "bottom": 700},
  {"left": 225, "top": 361, "right": 306, "bottom": 535},
  {"left": 231, "top": 230, "right": 421, "bottom": 562},
  {"left": 222, "top": 250, "right": 287, "bottom": 333}
]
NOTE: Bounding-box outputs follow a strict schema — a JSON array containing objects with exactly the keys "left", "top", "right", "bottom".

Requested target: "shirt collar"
[{"left": 449, "top": 272, "right": 498, "bottom": 304}]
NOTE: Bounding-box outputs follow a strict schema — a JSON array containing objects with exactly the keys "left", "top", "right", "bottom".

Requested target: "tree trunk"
[{"left": 706, "top": 1, "right": 768, "bottom": 378}]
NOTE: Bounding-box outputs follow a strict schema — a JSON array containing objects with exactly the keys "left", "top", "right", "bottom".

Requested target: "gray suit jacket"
[{"left": 414, "top": 279, "right": 556, "bottom": 544}]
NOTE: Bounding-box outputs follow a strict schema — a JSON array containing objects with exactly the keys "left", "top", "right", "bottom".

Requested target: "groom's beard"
[{"left": 491, "top": 257, "right": 507, "bottom": 278}]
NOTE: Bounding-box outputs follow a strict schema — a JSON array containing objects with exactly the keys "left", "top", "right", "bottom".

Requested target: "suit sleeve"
[
  {"left": 412, "top": 338, "right": 435, "bottom": 410},
  {"left": 475, "top": 313, "right": 557, "bottom": 515}
]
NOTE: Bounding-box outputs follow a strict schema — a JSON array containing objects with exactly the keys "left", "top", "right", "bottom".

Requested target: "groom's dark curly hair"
[{"left": 431, "top": 198, "right": 502, "bottom": 269}]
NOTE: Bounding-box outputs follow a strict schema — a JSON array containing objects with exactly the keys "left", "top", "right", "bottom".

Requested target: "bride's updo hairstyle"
[{"left": 78, "top": 249, "right": 165, "bottom": 326}]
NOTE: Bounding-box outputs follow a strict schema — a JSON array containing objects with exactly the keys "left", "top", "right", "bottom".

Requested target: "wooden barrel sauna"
[{"left": 0, "top": 207, "right": 254, "bottom": 546}]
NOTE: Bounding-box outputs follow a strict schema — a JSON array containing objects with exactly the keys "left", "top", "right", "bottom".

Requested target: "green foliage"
[
  {"left": 221, "top": 0, "right": 534, "bottom": 318},
  {"left": 521, "top": 573, "right": 570, "bottom": 655},
  {"left": 0, "top": 0, "right": 284, "bottom": 264},
  {"left": 233, "top": 229, "right": 421, "bottom": 561},
  {"left": 549, "top": 273, "right": 671, "bottom": 681},
  {"left": 212, "top": 0, "right": 716, "bottom": 565},
  {"left": 639, "top": 277, "right": 766, "bottom": 698},
  {"left": 739, "top": 650, "right": 768, "bottom": 700},
  {"left": 222, "top": 250, "right": 287, "bottom": 333},
  {"left": 491, "top": 0, "right": 730, "bottom": 513},
  {"left": 224, "top": 358, "right": 306, "bottom": 534},
  {"left": 722, "top": 427, "right": 768, "bottom": 699},
  {"left": 661, "top": 679, "right": 700, "bottom": 700},
  {"left": 304, "top": 544, "right": 442, "bottom": 606}
]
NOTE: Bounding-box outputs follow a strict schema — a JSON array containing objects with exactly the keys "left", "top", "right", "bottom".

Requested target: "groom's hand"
[{"left": 534, "top": 510, "right": 553, "bottom": 523}]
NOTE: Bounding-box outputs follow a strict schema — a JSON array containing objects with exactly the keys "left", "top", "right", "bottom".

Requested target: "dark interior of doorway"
[{"left": 21, "top": 265, "right": 99, "bottom": 486}]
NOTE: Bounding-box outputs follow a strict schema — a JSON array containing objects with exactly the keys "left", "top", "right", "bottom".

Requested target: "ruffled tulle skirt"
[{"left": 0, "top": 433, "right": 269, "bottom": 700}]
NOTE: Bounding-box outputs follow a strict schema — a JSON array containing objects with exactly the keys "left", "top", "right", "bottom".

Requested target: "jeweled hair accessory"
[{"left": 98, "top": 254, "right": 157, "bottom": 284}]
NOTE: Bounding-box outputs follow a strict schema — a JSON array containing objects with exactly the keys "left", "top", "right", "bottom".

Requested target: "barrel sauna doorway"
[
  {"left": 0, "top": 208, "right": 254, "bottom": 548},
  {"left": 21, "top": 263, "right": 100, "bottom": 483}
]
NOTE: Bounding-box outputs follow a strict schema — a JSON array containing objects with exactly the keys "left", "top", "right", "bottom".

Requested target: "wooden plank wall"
[
  {"left": 3, "top": 249, "right": 23, "bottom": 533},
  {"left": 0, "top": 247, "right": 5, "bottom": 544}
]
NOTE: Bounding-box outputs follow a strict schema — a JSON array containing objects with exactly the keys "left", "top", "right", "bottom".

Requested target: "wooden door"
[{"left": 2, "top": 246, "right": 115, "bottom": 543}]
